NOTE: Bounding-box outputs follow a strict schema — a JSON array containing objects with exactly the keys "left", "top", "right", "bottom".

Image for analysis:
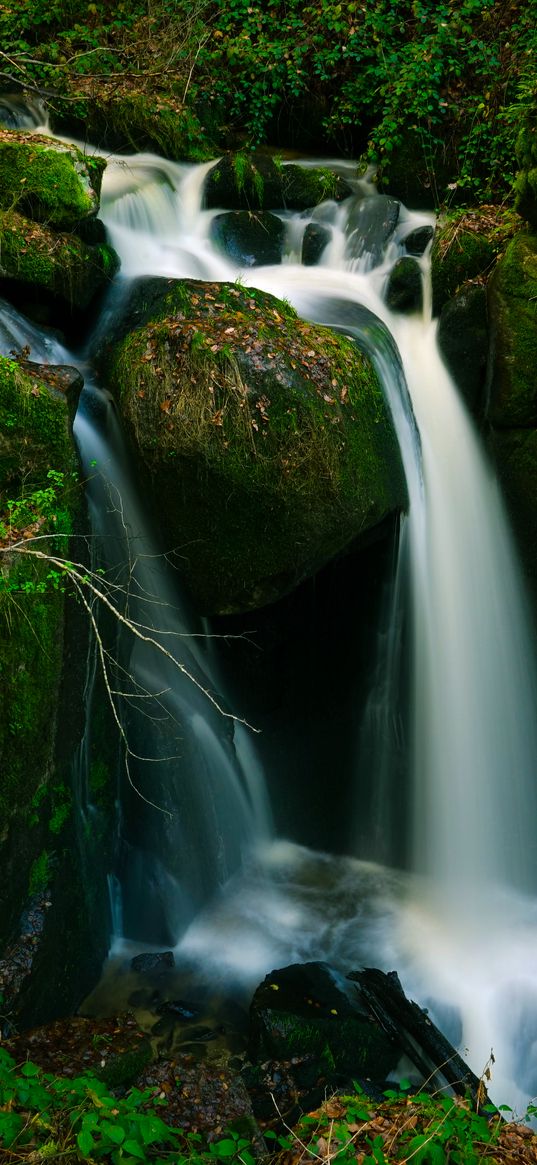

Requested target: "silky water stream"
[{"left": 4, "top": 142, "right": 537, "bottom": 1111}]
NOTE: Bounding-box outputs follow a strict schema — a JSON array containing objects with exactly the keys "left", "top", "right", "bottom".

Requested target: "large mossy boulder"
[
  {"left": 487, "top": 233, "right": 537, "bottom": 428},
  {"left": 204, "top": 152, "right": 352, "bottom": 212},
  {"left": 0, "top": 130, "right": 105, "bottom": 231},
  {"left": 105, "top": 278, "right": 406, "bottom": 614},
  {"left": 0, "top": 210, "right": 119, "bottom": 323}
]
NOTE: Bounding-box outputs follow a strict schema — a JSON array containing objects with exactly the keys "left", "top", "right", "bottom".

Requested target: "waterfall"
[{"left": 4, "top": 131, "right": 537, "bottom": 1109}]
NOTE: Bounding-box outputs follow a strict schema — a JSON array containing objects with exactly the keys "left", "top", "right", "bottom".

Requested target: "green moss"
[
  {"left": 107, "top": 279, "right": 405, "bottom": 612},
  {"left": 487, "top": 232, "right": 537, "bottom": 427},
  {"left": 0, "top": 130, "right": 103, "bottom": 229},
  {"left": 56, "top": 93, "right": 215, "bottom": 163},
  {"left": 515, "top": 167, "right": 537, "bottom": 231},
  {"left": 28, "top": 850, "right": 52, "bottom": 895},
  {"left": 0, "top": 211, "right": 120, "bottom": 313},
  {"left": 0, "top": 356, "right": 76, "bottom": 490}
]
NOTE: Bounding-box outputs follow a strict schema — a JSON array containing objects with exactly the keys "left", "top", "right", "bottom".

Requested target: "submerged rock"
[
  {"left": 385, "top": 257, "right": 423, "bottom": 314},
  {"left": 104, "top": 277, "right": 406, "bottom": 613},
  {"left": 402, "top": 225, "right": 434, "bottom": 256},
  {"left": 209, "top": 210, "right": 284, "bottom": 266},
  {"left": 302, "top": 222, "right": 331, "bottom": 265},
  {"left": 131, "top": 951, "right": 175, "bottom": 973},
  {"left": 345, "top": 194, "right": 400, "bottom": 267},
  {"left": 204, "top": 152, "right": 352, "bottom": 211}
]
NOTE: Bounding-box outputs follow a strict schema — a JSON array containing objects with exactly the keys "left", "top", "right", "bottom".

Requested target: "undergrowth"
[
  {"left": 0, "top": 0, "right": 535, "bottom": 203},
  {"left": 1, "top": 1050, "right": 536, "bottom": 1165}
]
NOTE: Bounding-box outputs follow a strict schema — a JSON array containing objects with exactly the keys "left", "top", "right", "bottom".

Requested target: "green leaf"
[
  {"left": 211, "top": 1138, "right": 238, "bottom": 1157},
  {"left": 101, "top": 1120, "right": 126, "bottom": 1144},
  {"left": 77, "top": 1128, "right": 96, "bottom": 1156},
  {"left": 20, "top": 1061, "right": 40, "bottom": 1077},
  {"left": 124, "top": 1140, "right": 146, "bottom": 1160}
]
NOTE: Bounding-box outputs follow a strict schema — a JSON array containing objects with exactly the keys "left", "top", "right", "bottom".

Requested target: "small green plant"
[{"left": 0, "top": 1049, "right": 257, "bottom": 1164}]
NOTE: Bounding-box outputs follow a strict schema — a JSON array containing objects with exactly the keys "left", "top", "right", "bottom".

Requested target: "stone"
[
  {"left": 302, "top": 222, "right": 331, "bottom": 265},
  {"left": 345, "top": 194, "right": 400, "bottom": 267},
  {"left": 487, "top": 232, "right": 537, "bottom": 428},
  {"left": 437, "top": 282, "right": 488, "bottom": 416},
  {"left": 0, "top": 129, "right": 105, "bottom": 231},
  {"left": 131, "top": 951, "right": 175, "bottom": 973},
  {"left": 204, "top": 152, "right": 352, "bottom": 212},
  {"left": 103, "top": 277, "right": 407, "bottom": 613},
  {"left": 0, "top": 210, "right": 120, "bottom": 324},
  {"left": 385, "top": 257, "right": 423, "bottom": 314},
  {"left": 402, "top": 225, "right": 434, "bottom": 256},
  {"left": 209, "top": 210, "right": 284, "bottom": 266}
]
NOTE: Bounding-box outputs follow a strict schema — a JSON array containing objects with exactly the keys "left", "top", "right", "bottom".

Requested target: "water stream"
[{"left": 3, "top": 135, "right": 537, "bottom": 1110}]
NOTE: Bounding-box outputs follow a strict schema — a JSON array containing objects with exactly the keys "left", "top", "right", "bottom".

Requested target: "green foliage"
[
  {"left": 0, "top": 0, "right": 534, "bottom": 201},
  {"left": 28, "top": 850, "right": 51, "bottom": 894},
  {"left": 266, "top": 1081, "right": 504, "bottom": 1165},
  {"left": 0, "top": 1048, "right": 254, "bottom": 1164}
]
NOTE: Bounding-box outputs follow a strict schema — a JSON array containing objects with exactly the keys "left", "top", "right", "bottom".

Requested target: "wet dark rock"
[
  {"left": 249, "top": 962, "right": 485, "bottom": 1105},
  {"left": 437, "top": 283, "right": 488, "bottom": 416},
  {"left": 402, "top": 225, "right": 434, "bottom": 256},
  {"left": 385, "top": 257, "right": 423, "bottom": 314},
  {"left": 249, "top": 962, "right": 398, "bottom": 1083},
  {"left": 156, "top": 998, "right": 199, "bottom": 1020},
  {"left": 204, "top": 152, "right": 351, "bottom": 212},
  {"left": 345, "top": 194, "right": 400, "bottom": 267},
  {"left": 209, "top": 210, "right": 284, "bottom": 267},
  {"left": 302, "top": 222, "right": 331, "bottom": 265},
  {"left": 130, "top": 950, "right": 175, "bottom": 973}
]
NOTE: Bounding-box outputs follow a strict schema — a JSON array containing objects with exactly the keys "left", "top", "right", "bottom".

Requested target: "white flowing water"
[{"left": 4, "top": 130, "right": 537, "bottom": 1109}]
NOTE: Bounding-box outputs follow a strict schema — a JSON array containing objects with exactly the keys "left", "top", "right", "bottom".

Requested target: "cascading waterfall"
[{"left": 4, "top": 126, "right": 537, "bottom": 1108}]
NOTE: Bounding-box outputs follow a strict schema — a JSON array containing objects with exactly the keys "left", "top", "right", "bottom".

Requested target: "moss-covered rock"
[
  {"left": 431, "top": 207, "right": 522, "bottom": 317},
  {"left": 51, "top": 90, "right": 215, "bottom": 163},
  {"left": 104, "top": 278, "right": 406, "bottom": 613},
  {"left": 514, "top": 105, "right": 537, "bottom": 229},
  {"left": 204, "top": 152, "right": 352, "bottom": 212},
  {"left": 0, "top": 210, "right": 119, "bottom": 322},
  {"left": 0, "top": 356, "right": 77, "bottom": 944},
  {"left": 487, "top": 232, "right": 537, "bottom": 428},
  {"left": 209, "top": 210, "right": 284, "bottom": 267},
  {"left": 0, "top": 130, "right": 105, "bottom": 231},
  {"left": 492, "top": 427, "right": 537, "bottom": 595},
  {"left": 437, "top": 282, "right": 488, "bottom": 417},
  {"left": 0, "top": 355, "right": 113, "bottom": 1025},
  {"left": 432, "top": 221, "right": 495, "bottom": 317},
  {"left": 0, "top": 355, "right": 79, "bottom": 491}
]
